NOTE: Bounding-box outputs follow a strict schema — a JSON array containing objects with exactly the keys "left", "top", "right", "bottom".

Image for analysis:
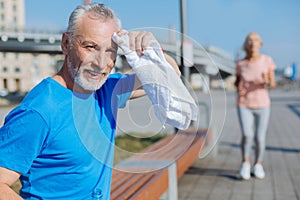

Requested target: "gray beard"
[{"left": 67, "top": 57, "right": 107, "bottom": 91}]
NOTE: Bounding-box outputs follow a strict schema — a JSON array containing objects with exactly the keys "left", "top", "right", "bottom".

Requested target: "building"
[{"left": 0, "top": 0, "right": 57, "bottom": 94}]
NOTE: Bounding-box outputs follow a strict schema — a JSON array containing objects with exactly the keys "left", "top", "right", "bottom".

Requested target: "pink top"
[{"left": 236, "top": 54, "right": 276, "bottom": 108}]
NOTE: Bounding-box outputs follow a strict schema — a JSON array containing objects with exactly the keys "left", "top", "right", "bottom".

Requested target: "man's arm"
[
  {"left": 0, "top": 167, "right": 22, "bottom": 200},
  {"left": 164, "top": 53, "right": 181, "bottom": 77},
  {"left": 130, "top": 52, "right": 181, "bottom": 99}
]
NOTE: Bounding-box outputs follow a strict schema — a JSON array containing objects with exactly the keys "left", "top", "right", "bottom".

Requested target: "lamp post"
[{"left": 180, "top": 0, "right": 192, "bottom": 85}]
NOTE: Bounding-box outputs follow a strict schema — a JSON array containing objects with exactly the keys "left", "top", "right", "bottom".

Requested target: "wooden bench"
[{"left": 110, "top": 128, "right": 209, "bottom": 200}]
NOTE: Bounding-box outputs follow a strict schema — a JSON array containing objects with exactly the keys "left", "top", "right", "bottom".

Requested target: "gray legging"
[{"left": 237, "top": 106, "right": 270, "bottom": 163}]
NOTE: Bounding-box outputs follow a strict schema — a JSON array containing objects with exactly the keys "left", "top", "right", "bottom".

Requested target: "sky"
[{"left": 25, "top": 0, "right": 300, "bottom": 69}]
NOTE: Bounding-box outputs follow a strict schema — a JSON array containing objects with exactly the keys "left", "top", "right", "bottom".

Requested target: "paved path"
[{"left": 178, "top": 89, "right": 300, "bottom": 200}]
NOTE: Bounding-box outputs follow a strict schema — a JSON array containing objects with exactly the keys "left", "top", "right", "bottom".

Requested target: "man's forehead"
[{"left": 75, "top": 17, "right": 117, "bottom": 43}]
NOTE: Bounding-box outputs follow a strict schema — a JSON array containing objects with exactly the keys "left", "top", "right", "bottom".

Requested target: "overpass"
[
  {"left": 0, "top": 30, "right": 62, "bottom": 54},
  {"left": 0, "top": 30, "right": 235, "bottom": 78}
]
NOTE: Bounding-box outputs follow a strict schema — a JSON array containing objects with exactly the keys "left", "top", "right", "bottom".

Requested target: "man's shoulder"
[
  {"left": 25, "top": 78, "right": 70, "bottom": 101},
  {"left": 20, "top": 78, "right": 71, "bottom": 115}
]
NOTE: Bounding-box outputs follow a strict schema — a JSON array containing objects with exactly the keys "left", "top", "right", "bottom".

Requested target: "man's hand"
[
  {"left": 127, "top": 31, "right": 156, "bottom": 56},
  {"left": 113, "top": 30, "right": 181, "bottom": 99},
  {"left": 114, "top": 29, "right": 181, "bottom": 76},
  {"left": 115, "top": 30, "right": 157, "bottom": 56}
]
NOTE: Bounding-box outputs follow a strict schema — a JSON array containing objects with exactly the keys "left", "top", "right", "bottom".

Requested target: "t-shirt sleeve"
[
  {"left": 111, "top": 73, "right": 136, "bottom": 108},
  {"left": 0, "top": 107, "right": 49, "bottom": 174}
]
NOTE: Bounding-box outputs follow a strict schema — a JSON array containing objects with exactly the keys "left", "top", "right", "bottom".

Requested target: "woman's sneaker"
[
  {"left": 253, "top": 164, "right": 265, "bottom": 179},
  {"left": 239, "top": 162, "right": 251, "bottom": 180}
]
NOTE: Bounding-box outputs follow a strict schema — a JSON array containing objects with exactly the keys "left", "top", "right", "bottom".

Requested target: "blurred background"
[{"left": 0, "top": 0, "right": 299, "bottom": 101}]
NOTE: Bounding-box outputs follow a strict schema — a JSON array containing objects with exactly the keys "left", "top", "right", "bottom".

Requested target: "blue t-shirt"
[{"left": 0, "top": 73, "right": 135, "bottom": 199}]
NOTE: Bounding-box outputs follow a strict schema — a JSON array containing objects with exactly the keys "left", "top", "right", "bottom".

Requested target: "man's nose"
[{"left": 94, "top": 52, "right": 107, "bottom": 70}]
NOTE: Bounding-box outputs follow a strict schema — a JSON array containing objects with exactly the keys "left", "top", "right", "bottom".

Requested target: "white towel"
[{"left": 112, "top": 32, "right": 198, "bottom": 130}]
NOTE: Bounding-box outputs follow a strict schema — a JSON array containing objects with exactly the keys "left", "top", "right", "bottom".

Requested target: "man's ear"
[{"left": 61, "top": 32, "right": 69, "bottom": 55}]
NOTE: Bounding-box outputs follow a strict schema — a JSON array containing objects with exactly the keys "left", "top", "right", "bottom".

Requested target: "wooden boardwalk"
[{"left": 178, "top": 89, "right": 300, "bottom": 200}]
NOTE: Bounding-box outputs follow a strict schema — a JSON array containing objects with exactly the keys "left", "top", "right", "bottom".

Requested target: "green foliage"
[
  {"left": 114, "top": 133, "right": 166, "bottom": 164},
  {"left": 115, "top": 133, "right": 166, "bottom": 152}
]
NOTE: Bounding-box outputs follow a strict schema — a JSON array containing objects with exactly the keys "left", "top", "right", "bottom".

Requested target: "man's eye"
[{"left": 85, "top": 45, "right": 96, "bottom": 49}]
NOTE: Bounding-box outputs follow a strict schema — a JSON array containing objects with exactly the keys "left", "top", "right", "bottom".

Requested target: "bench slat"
[
  {"left": 111, "top": 173, "right": 136, "bottom": 193},
  {"left": 127, "top": 169, "right": 169, "bottom": 200},
  {"left": 111, "top": 173, "right": 146, "bottom": 199},
  {"left": 111, "top": 128, "right": 208, "bottom": 200},
  {"left": 115, "top": 172, "right": 155, "bottom": 200}
]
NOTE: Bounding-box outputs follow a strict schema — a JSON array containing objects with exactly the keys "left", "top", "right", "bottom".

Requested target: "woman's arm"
[
  {"left": 262, "top": 69, "right": 276, "bottom": 89},
  {"left": 234, "top": 74, "right": 240, "bottom": 88},
  {"left": 268, "top": 69, "right": 276, "bottom": 89}
]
